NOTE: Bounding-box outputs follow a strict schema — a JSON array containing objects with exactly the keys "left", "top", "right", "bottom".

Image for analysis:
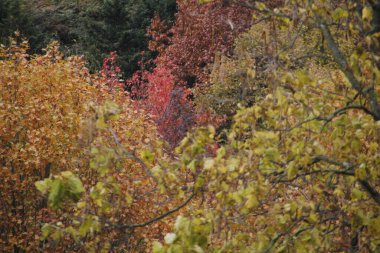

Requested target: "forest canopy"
[{"left": 1, "top": 0, "right": 380, "bottom": 252}]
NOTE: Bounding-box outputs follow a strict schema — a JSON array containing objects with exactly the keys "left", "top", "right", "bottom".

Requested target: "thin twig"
[{"left": 111, "top": 191, "right": 196, "bottom": 229}]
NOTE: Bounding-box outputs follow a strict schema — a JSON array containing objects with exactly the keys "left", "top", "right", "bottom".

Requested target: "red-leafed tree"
[
  {"left": 139, "top": 0, "right": 250, "bottom": 144},
  {"left": 128, "top": 63, "right": 195, "bottom": 147},
  {"left": 138, "top": 0, "right": 255, "bottom": 145},
  {"left": 149, "top": 0, "right": 253, "bottom": 87},
  {"left": 147, "top": 16, "right": 172, "bottom": 57},
  {"left": 156, "top": 85, "right": 195, "bottom": 147},
  {"left": 131, "top": 0, "right": 287, "bottom": 146},
  {"left": 142, "top": 65, "right": 175, "bottom": 118},
  {"left": 98, "top": 51, "right": 125, "bottom": 92}
]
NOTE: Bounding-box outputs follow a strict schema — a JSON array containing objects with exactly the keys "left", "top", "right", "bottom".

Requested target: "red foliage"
[
  {"left": 99, "top": 51, "right": 124, "bottom": 92},
  {"left": 127, "top": 64, "right": 195, "bottom": 147},
  {"left": 142, "top": 0, "right": 254, "bottom": 144},
  {"left": 157, "top": 85, "right": 195, "bottom": 146},
  {"left": 142, "top": 65, "right": 175, "bottom": 118},
  {"left": 149, "top": 0, "right": 253, "bottom": 87},
  {"left": 148, "top": 16, "right": 171, "bottom": 56},
  {"left": 129, "top": 1, "right": 286, "bottom": 146}
]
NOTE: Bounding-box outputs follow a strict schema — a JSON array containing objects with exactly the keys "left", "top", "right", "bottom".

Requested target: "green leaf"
[
  {"left": 194, "top": 176, "right": 205, "bottom": 190},
  {"left": 141, "top": 150, "right": 154, "bottom": 164},
  {"left": 332, "top": 8, "right": 348, "bottom": 21},
  {"left": 35, "top": 179, "right": 51, "bottom": 194},
  {"left": 41, "top": 224, "right": 54, "bottom": 240},
  {"left": 287, "top": 161, "right": 298, "bottom": 180},
  {"left": 256, "top": 2, "right": 266, "bottom": 11},
  {"left": 152, "top": 242, "right": 165, "bottom": 253},
  {"left": 48, "top": 180, "right": 63, "bottom": 210},
  {"left": 203, "top": 159, "right": 214, "bottom": 170},
  {"left": 351, "top": 188, "right": 364, "bottom": 200},
  {"left": 96, "top": 117, "right": 107, "bottom": 129},
  {"left": 245, "top": 195, "right": 259, "bottom": 209}
]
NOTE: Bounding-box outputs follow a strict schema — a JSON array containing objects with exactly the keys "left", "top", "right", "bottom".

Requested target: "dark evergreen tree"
[
  {"left": 0, "top": 0, "right": 176, "bottom": 76},
  {"left": 0, "top": 0, "right": 29, "bottom": 44},
  {"left": 89, "top": 0, "right": 176, "bottom": 75}
]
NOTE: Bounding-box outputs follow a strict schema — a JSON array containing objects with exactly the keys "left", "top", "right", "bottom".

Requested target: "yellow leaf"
[
  {"left": 287, "top": 161, "right": 298, "bottom": 180},
  {"left": 245, "top": 195, "right": 259, "bottom": 209},
  {"left": 362, "top": 6, "right": 373, "bottom": 21}
]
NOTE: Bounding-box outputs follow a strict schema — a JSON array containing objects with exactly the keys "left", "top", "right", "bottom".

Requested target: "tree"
[
  {"left": 128, "top": 63, "right": 196, "bottom": 147},
  {"left": 154, "top": 1, "right": 380, "bottom": 252},
  {"left": 0, "top": 0, "right": 177, "bottom": 76},
  {"left": 151, "top": 0, "right": 253, "bottom": 87},
  {"left": 0, "top": 38, "right": 96, "bottom": 251},
  {"left": 0, "top": 38, "right": 171, "bottom": 252},
  {"left": 90, "top": 0, "right": 176, "bottom": 75},
  {"left": 9, "top": 0, "right": 380, "bottom": 252},
  {"left": 136, "top": 0, "right": 257, "bottom": 144},
  {"left": 194, "top": 26, "right": 269, "bottom": 130},
  {"left": 0, "top": 0, "right": 30, "bottom": 45}
]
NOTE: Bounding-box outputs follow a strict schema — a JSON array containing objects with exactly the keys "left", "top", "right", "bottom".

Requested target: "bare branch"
[
  {"left": 316, "top": 16, "right": 380, "bottom": 120},
  {"left": 358, "top": 180, "right": 380, "bottom": 206},
  {"left": 318, "top": 104, "right": 377, "bottom": 131},
  {"left": 273, "top": 155, "right": 380, "bottom": 206},
  {"left": 109, "top": 128, "right": 159, "bottom": 184},
  {"left": 259, "top": 104, "right": 375, "bottom": 133},
  {"left": 111, "top": 191, "right": 196, "bottom": 229}
]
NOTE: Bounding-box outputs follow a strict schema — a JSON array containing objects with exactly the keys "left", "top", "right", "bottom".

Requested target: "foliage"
[
  {"left": 0, "top": 39, "right": 171, "bottom": 252},
  {"left": 99, "top": 51, "right": 123, "bottom": 90},
  {"left": 128, "top": 63, "right": 196, "bottom": 147},
  {"left": 194, "top": 31, "right": 265, "bottom": 130},
  {"left": 139, "top": 0, "right": 256, "bottom": 143},
  {"left": 36, "top": 101, "right": 174, "bottom": 252},
  {"left": 155, "top": 1, "right": 380, "bottom": 252},
  {"left": 89, "top": 0, "right": 176, "bottom": 75},
  {"left": 0, "top": 0, "right": 29, "bottom": 44},
  {"left": 0, "top": 0, "right": 176, "bottom": 75},
  {"left": 35, "top": 171, "right": 85, "bottom": 210},
  {"left": 3, "top": 0, "right": 380, "bottom": 252},
  {"left": 195, "top": 14, "right": 329, "bottom": 130},
  {"left": 0, "top": 38, "right": 95, "bottom": 251},
  {"left": 151, "top": 0, "right": 253, "bottom": 87},
  {"left": 153, "top": 216, "right": 211, "bottom": 253}
]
